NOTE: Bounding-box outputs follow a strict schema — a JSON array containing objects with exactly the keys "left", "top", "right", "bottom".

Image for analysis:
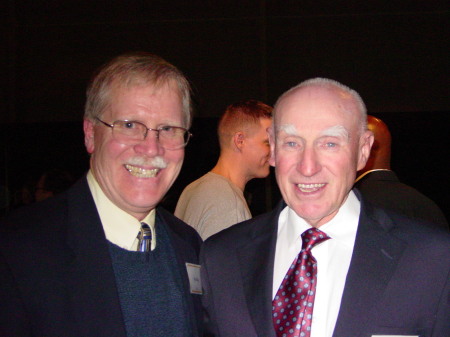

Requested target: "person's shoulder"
[
  {"left": 157, "top": 207, "right": 202, "bottom": 247},
  {"left": 0, "top": 193, "right": 72, "bottom": 260},
  {"left": 357, "top": 185, "right": 448, "bottom": 229},
  {"left": 371, "top": 205, "right": 450, "bottom": 248},
  {"left": 191, "top": 172, "right": 234, "bottom": 190},
  {"left": 203, "top": 203, "right": 282, "bottom": 249},
  {"left": 1, "top": 191, "right": 69, "bottom": 233},
  {"left": 394, "top": 210, "right": 448, "bottom": 236},
  {"left": 180, "top": 172, "right": 237, "bottom": 202},
  {"left": 0, "top": 176, "right": 94, "bottom": 242}
]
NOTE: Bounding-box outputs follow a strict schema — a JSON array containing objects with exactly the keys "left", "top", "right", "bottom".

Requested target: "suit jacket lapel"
[
  {"left": 333, "top": 200, "right": 407, "bottom": 337},
  {"left": 65, "top": 178, "right": 127, "bottom": 337},
  {"left": 237, "top": 201, "right": 285, "bottom": 337}
]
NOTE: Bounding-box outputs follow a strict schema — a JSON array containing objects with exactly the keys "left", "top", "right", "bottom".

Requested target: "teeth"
[
  {"left": 297, "top": 183, "right": 325, "bottom": 192},
  {"left": 125, "top": 164, "right": 159, "bottom": 178}
]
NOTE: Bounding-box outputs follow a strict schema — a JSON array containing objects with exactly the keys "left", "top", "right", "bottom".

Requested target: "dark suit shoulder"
[
  {"left": 1, "top": 191, "right": 69, "bottom": 234},
  {"left": 365, "top": 202, "right": 450, "bottom": 250},
  {"left": 0, "top": 190, "right": 76, "bottom": 296},
  {"left": 0, "top": 177, "right": 93, "bottom": 238},
  {"left": 355, "top": 176, "right": 448, "bottom": 229},
  {"left": 389, "top": 210, "right": 449, "bottom": 242},
  {"left": 158, "top": 206, "right": 202, "bottom": 251},
  {"left": 203, "top": 201, "right": 284, "bottom": 250}
]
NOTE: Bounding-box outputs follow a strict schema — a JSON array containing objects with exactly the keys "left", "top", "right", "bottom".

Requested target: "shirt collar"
[
  {"left": 283, "top": 190, "right": 360, "bottom": 248},
  {"left": 86, "top": 170, "right": 156, "bottom": 250}
]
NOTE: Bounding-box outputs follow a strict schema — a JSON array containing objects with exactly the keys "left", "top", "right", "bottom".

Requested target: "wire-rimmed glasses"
[{"left": 95, "top": 117, "right": 192, "bottom": 150}]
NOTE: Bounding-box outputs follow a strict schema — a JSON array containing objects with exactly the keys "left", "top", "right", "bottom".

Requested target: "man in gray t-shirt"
[{"left": 175, "top": 100, "right": 272, "bottom": 239}]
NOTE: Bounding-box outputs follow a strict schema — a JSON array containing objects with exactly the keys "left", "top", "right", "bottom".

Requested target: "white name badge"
[{"left": 186, "top": 263, "right": 202, "bottom": 294}]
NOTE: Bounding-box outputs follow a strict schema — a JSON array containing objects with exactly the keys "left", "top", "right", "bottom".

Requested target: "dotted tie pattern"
[
  {"left": 137, "top": 222, "right": 152, "bottom": 252},
  {"left": 272, "top": 228, "right": 330, "bottom": 337}
]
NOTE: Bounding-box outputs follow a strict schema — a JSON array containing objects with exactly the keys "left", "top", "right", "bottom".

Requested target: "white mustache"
[{"left": 127, "top": 156, "right": 168, "bottom": 169}]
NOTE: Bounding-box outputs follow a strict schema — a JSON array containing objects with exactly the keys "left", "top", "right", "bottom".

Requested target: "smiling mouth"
[
  {"left": 125, "top": 164, "right": 160, "bottom": 178},
  {"left": 297, "top": 183, "right": 325, "bottom": 192}
]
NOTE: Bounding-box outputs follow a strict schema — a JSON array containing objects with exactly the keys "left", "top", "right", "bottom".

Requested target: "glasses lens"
[
  {"left": 112, "top": 121, "right": 146, "bottom": 144},
  {"left": 159, "top": 126, "right": 190, "bottom": 149},
  {"left": 109, "top": 121, "right": 191, "bottom": 149}
]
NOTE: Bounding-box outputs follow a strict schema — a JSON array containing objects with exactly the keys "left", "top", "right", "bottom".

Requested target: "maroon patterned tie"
[{"left": 272, "top": 228, "right": 330, "bottom": 337}]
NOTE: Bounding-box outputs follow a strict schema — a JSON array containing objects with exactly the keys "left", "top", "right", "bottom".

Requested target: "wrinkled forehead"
[{"left": 273, "top": 86, "right": 359, "bottom": 135}]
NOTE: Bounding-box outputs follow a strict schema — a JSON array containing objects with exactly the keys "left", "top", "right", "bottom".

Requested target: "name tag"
[{"left": 186, "top": 263, "right": 202, "bottom": 294}]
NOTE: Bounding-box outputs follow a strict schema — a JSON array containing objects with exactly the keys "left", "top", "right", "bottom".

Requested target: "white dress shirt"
[
  {"left": 273, "top": 191, "right": 360, "bottom": 337},
  {"left": 86, "top": 170, "right": 156, "bottom": 251}
]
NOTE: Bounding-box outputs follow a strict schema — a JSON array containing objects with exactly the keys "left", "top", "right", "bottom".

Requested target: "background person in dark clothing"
[{"left": 355, "top": 115, "right": 448, "bottom": 228}]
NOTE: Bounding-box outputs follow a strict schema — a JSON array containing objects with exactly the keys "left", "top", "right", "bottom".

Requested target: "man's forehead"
[
  {"left": 277, "top": 84, "right": 331, "bottom": 106},
  {"left": 113, "top": 78, "right": 177, "bottom": 94},
  {"left": 275, "top": 84, "right": 356, "bottom": 116}
]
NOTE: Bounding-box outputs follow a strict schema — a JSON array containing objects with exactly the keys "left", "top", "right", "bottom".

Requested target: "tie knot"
[
  {"left": 140, "top": 222, "right": 152, "bottom": 239},
  {"left": 137, "top": 222, "right": 152, "bottom": 252},
  {"left": 301, "top": 228, "right": 330, "bottom": 251}
]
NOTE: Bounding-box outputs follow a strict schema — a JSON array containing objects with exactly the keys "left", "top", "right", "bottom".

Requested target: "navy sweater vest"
[{"left": 108, "top": 222, "right": 192, "bottom": 337}]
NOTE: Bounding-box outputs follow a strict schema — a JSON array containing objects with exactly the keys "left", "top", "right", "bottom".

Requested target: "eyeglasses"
[{"left": 95, "top": 117, "right": 192, "bottom": 150}]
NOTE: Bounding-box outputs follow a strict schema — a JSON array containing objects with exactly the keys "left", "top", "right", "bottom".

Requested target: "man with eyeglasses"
[{"left": 0, "top": 52, "right": 203, "bottom": 337}]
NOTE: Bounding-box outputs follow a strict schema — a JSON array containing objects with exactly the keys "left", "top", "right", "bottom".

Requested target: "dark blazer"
[
  {"left": 0, "top": 177, "right": 203, "bottom": 337},
  {"left": 354, "top": 170, "right": 448, "bottom": 229},
  {"left": 200, "top": 192, "right": 450, "bottom": 337}
]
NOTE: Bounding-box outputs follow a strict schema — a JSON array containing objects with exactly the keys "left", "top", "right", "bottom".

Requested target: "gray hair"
[
  {"left": 274, "top": 77, "right": 368, "bottom": 134},
  {"left": 84, "top": 52, "right": 192, "bottom": 128}
]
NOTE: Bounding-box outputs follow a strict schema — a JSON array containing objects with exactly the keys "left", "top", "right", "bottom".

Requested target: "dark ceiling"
[{"left": 1, "top": 1, "right": 449, "bottom": 123}]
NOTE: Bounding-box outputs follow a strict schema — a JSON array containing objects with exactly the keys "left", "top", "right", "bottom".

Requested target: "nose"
[
  {"left": 297, "top": 146, "right": 321, "bottom": 177},
  {"left": 133, "top": 130, "right": 164, "bottom": 156}
]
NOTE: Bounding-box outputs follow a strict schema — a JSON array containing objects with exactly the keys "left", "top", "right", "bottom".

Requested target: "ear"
[
  {"left": 233, "top": 132, "right": 245, "bottom": 151},
  {"left": 83, "top": 118, "right": 95, "bottom": 154},
  {"left": 268, "top": 126, "right": 276, "bottom": 167},
  {"left": 356, "top": 130, "right": 374, "bottom": 171}
]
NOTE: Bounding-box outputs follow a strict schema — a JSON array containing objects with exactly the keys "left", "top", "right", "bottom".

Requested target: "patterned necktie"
[
  {"left": 137, "top": 222, "right": 152, "bottom": 252},
  {"left": 272, "top": 228, "right": 330, "bottom": 337}
]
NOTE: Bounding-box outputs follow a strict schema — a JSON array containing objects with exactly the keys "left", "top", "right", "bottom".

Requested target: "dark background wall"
[{"left": 1, "top": 1, "right": 449, "bottom": 220}]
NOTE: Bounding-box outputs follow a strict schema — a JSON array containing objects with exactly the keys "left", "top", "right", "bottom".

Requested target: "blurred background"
[{"left": 1, "top": 1, "right": 448, "bottom": 219}]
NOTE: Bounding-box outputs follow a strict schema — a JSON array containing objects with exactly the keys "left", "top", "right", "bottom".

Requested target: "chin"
[{"left": 129, "top": 190, "right": 163, "bottom": 206}]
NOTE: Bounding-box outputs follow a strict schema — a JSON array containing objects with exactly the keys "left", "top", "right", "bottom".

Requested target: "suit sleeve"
[{"left": 431, "top": 268, "right": 450, "bottom": 336}]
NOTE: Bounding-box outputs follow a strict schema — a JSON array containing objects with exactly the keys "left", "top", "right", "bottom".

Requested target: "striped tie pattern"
[{"left": 137, "top": 222, "right": 152, "bottom": 252}]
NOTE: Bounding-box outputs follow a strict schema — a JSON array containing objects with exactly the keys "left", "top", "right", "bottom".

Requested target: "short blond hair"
[{"left": 218, "top": 100, "right": 272, "bottom": 148}]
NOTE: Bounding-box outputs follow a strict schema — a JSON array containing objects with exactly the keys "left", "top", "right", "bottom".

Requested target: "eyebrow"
[
  {"left": 320, "top": 125, "right": 349, "bottom": 140},
  {"left": 277, "top": 124, "right": 350, "bottom": 141},
  {"left": 277, "top": 124, "right": 298, "bottom": 136}
]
